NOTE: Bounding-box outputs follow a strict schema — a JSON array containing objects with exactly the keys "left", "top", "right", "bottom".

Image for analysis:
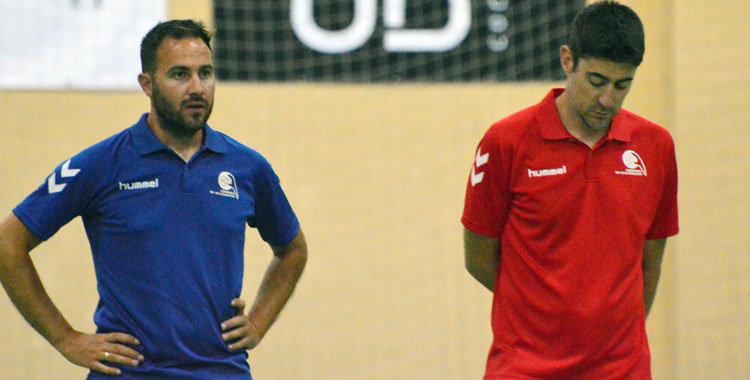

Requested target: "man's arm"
[
  {"left": 464, "top": 227, "right": 501, "bottom": 292},
  {"left": 222, "top": 228, "right": 308, "bottom": 350},
  {"left": 0, "top": 214, "right": 142, "bottom": 376},
  {"left": 642, "top": 238, "right": 667, "bottom": 317}
]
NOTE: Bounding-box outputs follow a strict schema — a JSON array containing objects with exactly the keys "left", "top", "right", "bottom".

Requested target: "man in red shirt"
[{"left": 461, "top": 2, "right": 678, "bottom": 379}]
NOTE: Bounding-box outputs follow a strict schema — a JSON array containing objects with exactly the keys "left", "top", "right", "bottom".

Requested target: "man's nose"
[
  {"left": 598, "top": 86, "right": 617, "bottom": 109},
  {"left": 186, "top": 73, "right": 204, "bottom": 95}
]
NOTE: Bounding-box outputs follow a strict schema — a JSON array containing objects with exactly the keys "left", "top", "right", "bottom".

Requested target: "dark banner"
[{"left": 213, "top": 0, "right": 584, "bottom": 82}]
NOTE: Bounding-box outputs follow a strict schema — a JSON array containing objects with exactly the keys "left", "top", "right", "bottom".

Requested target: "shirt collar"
[
  {"left": 130, "top": 113, "right": 229, "bottom": 156},
  {"left": 537, "top": 88, "right": 632, "bottom": 143}
]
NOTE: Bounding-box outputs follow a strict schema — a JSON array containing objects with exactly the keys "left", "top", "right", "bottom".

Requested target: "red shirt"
[{"left": 462, "top": 89, "right": 678, "bottom": 379}]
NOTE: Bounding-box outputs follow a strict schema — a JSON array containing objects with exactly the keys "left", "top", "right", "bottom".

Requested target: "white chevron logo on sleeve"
[
  {"left": 470, "top": 148, "right": 489, "bottom": 187},
  {"left": 475, "top": 148, "right": 489, "bottom": 167},
  {"left": 470, "top": 167, "right": 484, "bottom": 187},
  {"left": 48, "top": 159, "right": 81, "bottom": 194},
  {"left": 61, "top": 159, "right": 80, "bottom": 177}
]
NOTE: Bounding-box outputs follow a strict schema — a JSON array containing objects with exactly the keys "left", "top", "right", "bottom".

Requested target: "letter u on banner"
[
  {"left": 291, "top": 0, "right": 377, "bottom": 54},
  {"left": 383, "top": 0, "right": 471, "bottom": 52}
]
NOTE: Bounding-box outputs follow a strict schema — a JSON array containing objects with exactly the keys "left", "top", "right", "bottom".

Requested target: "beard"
[{"left": 152, "top": 83, "right": 213, "bottom": 139}]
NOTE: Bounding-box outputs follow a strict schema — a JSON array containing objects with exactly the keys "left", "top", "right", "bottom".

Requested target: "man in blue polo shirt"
[{"left": 0, "top": 20, "right": 307, "bottom": 379}]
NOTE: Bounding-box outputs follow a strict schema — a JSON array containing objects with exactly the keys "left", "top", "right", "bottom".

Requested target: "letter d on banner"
[
  {"left": 291, "top": 0, "right": 377, "bottom": 54},
  {"left": 384, "top": 0, "right": 471, "bottom": 52}
]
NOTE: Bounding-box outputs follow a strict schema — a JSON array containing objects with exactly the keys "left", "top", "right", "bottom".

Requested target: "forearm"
[
  {"left": 247, "top": 231, "right": 307, "bottom": 337},
  {"left": 463, "top": 228, "right": 500, "bottom": 292},
  {"left": 466, "top": 257, "right": 498, "bottom": 292},
  {"left": 0, "top": 218, "right": 75, "bottom": 349},
  {"left": 642, "top": 239, "right": 667, "bottom": 317},
  {"left": 642, "top": 259, "right": 662, "bottom": 317}
]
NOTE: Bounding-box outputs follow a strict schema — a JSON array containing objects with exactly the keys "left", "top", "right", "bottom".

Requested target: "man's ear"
[
  {"left": 138, "top": 72, "right": 153, "bottom": 98},
  {"left": 560, "top": 45, "right": 575, "bottom": 76}
]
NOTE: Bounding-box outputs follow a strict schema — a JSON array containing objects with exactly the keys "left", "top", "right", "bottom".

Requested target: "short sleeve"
[
  {"left": 461, "top": 125, "right": 513, "bottom": 239},
  {"left": 13, "top": 149, "right": 106, "bottom": 241},
  {"left": 645, "top": 135, "right": 679, "bottom": 239},
  {"left": 248, "top": 158, "right": 300, "bottom": 247}
]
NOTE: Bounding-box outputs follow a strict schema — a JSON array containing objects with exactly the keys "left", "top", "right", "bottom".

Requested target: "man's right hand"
[
  {"left": 0, "top": 214, "right": 144, "bottom": 376},
  {"left": 56, "top": 330, "right": 144, "bottom": 376}
]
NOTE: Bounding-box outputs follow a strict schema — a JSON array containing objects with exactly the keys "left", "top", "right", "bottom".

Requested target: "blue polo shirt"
[{"left": 14, "top": 114, "right": 300, "bottom": 379}]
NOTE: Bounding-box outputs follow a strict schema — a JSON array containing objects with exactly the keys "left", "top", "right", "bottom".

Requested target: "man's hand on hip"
[
  {"left": 57, "top": 330, "right": 143, "bottom": 376},
  {"left": 221, "top": 298, "right": 262, "bottom": 351}
]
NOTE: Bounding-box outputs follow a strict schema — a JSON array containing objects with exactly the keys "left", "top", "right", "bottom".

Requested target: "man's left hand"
[{"left": 221, "top": 298, "right": 262, "bottom": 351}]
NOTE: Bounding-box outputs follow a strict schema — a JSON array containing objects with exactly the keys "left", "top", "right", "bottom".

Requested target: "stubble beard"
[
  {"left": 579, "top": 102, "right": 616, "bottom": 132},
  {"left": 152, "top": 84, "right": 213, "bottom": 139},
  {"left": 583, "top": 112, "right": 613, "bottom": 132}
]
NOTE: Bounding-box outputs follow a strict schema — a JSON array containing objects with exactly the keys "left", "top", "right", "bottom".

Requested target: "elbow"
[
  {"left": 289, "top": 235, "right": 308, "bottom": 273},
  {"left": 275, "top": 228, "right": 307, "bottom": 270},
  {"left": 295, "top": 246, "right": 308, "bottom": 270},
  {"left": 282, "top": 240, "right": 307, "bottom": 273}
]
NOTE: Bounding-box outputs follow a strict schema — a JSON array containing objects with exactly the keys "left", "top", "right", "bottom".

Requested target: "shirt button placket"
[
  {"left": 585, "top": 151, "right": 596, "bottom": 182},
  {"left": 180, "top": 164, "right": 195, "bottom": 194}
]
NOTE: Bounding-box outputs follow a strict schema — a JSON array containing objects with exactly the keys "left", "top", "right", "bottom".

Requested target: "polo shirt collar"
[
  {"left": 607, "top": 112, "right": 632, "bottom": 142},
  {"left": 537, "top": 88, "right": 632, "bottom": 143},
  {"left": 203, "top": 123, "right": 229, "bottom": 154},
  {"left": 130, "top": 113, "right": 229, "bottom": 156}
]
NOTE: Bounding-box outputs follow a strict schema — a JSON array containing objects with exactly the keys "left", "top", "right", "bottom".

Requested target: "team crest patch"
[
  {"left": 615, "top": 150, "right": 647, "bottom": 176},
  {"left": 210, "top": 171, "right": 239, "bottom": 199}
]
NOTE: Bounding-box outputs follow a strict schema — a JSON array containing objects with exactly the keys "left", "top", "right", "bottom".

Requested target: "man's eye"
[
  {"left": 615, "top": 83, "right": 630, "bottom": 90},
  {"left": 173, "top": 71, "right": 187, "bottom": 79},
  {"left": 589, "top": 79, "right": 605, "bottom": 87}
]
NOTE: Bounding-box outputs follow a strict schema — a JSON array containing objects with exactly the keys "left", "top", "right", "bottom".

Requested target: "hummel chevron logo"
[
  {"left": 470, "top": 147, "right": 489, "bottom": 187},
  {"left": 61, "top": 159, "right": 81, "bottom": 177},
  {"left": 47, "top": 159, "right": 81, "bottom": 194}
]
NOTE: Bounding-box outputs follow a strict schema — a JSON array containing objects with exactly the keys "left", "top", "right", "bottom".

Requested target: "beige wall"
[
  {"left": 672, "top": 0, "right": 750, "bottom": 378},
  {"left": 1, "top": 1, "right": 748, "bottom": 379}
]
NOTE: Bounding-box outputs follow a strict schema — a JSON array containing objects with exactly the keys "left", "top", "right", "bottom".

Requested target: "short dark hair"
[
  {"left": 568, "top": 1, "right": 645, "bottom": 68},
  {"left": 140, "top": 19, "right": 212, "bottom": 75}
]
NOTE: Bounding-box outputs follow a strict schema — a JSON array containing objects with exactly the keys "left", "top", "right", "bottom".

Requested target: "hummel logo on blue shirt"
[{"left": 119, "top": 178, "right": 160, "bottom": 190}]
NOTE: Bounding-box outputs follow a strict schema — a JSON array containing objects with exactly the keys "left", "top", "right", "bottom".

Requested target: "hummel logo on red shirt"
[
  {"left": 528, "top": 165, "right": 567, "bottom": 178},
  {"left": 471, "top": 148, "right": 489, "bottom": 186}
]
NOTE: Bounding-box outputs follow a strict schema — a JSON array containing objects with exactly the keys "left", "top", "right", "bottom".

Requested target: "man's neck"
[
  {"left": 146, "top": 112, "right": 203, "bottom": 163},
  {"left": 555, "top": 92, "right": 608, "bottom": 149}
]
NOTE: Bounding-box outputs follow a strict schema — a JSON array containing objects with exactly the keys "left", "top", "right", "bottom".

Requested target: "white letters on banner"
[
  {"left": 291, "top": 0, "right": 472, "bottom": 53},
  {"left": 291, "top": 0, "right": 378, "bottom": 54}
]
